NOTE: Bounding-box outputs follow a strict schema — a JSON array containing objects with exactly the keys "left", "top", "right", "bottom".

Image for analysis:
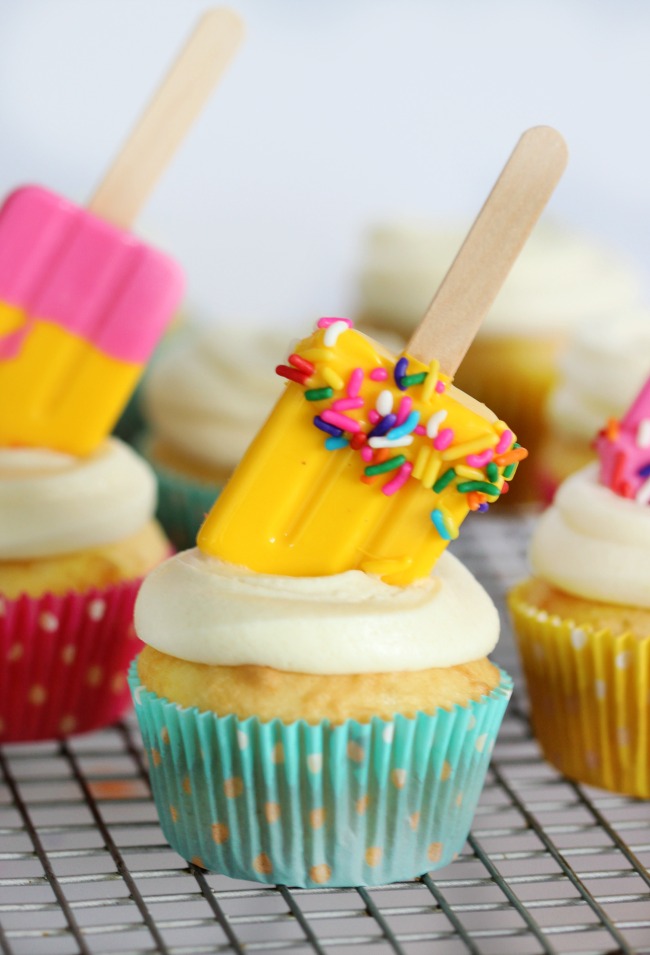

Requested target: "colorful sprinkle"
[
  {"left": 382, "top": 462, "right": 413, "bottom": 496},
  {"left": 495, "top": 446, "right": 528, "bottom": 466},
  {"left": 422, "top": 358, "right": 440, "bottom": 402},
  {"left": 486, "top": 462, "right": 499, "bottom": 483},
  {"left": 276, "top": 364, "right": 309, "bottom": 385},
  {"left": 376, "top": 390, "right": 394, "bottom": 417},
  {"left": 426, "top": 409, "right": 448, "bottom": 439},
  {"left": 360, "top": 445, "right": 373, "bottom": 462},
  {"left": 321, "top": 367, "right": 344, "bottom": 390},
  {"left": 365, "top": 455, "right": 406, "bottom": 476},
  {"left": 466, "top": 448, "right": 493, "bottom": 467},
  {"left": 325, "top": 436, "right": 349, "bottom": 450},
  {"left": 323, "top": 320, "right": 352, "bottom": 347},
  {"left": 288, "top": 353, "right": 315, "bottom": 376},
  {"left": 495, "top": 429, "right": 514, "bottom": 454},
  {"left": 369, "top": 367, "right": 388, "bottom": 381},
  {"left": 332, "top": 397, "right": 364, "bottom": 411},
  {"left": 413, "top": 446, "right": 431, "bottom": 480},
  {"left": 455, "top": 464, "right": 484, "bottom": 481},
  {"left": 368, "top": 413, "right": 397, "bottom": 439},
  {"left": 347, "top": 368, "right": 364, "bottom": 398},
  {"left": 305, "top": 387, "right": 334, "bottom": 401},
  {"left": 368, "top": 409, "right": 381, "bottom": 425},
  {"left": 321, "top": 409, "right": 362, "bottom": 433},
  {"left": 441, "top": 434, "right": 499, "bottom": 460},
  {"left": 433, "top": 428, "right": 454, "bottom": 451},
  {"left": 432, "top": 468, "right": 456, "bottom": 494},
  {"left": 503, "top": 462, "right": 517, "bottom": 480},
  {"left": 394, "top": 357, "right": 409, "bottom": 390},
  {"left": 395, "top": 396, "right": 412, "bottom": 427},
  {"left": 368, "top": 435, "right": 414, "bottom": 449},
  {"left": 457, "top": 480, "right": 500, "bottom": 496},
  {"left": 414, "top": 424, "right": 426, "bottom": 435},
  {"left": 401, "top": 372, "right": 427, "bottom": 388},
  {"left": 430, "top": 507, "right": 458, "bottom": 540},
  {"left": 637, "top": 419, "right": 650, "bottom": 448},
  {"left": 317, "top": 316, "right": 352, "bottom": 329},
  {"left": 387, "top": 410, "right": 420, "bottom": 441},
  {"left": 435, "top": 380, "right": 446, "bottom": 394},
  {"left": 350, "top": 433, "right": 367, "bottom": 450},
  {"left": 314, "top": 416, "right": 343, "bottom": 437},
  {"left": 422, "top": 455, "right": 442, "bottom": 489}
]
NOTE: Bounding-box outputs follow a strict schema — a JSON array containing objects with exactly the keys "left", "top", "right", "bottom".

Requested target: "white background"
[{"left": 1, "top": 0, "right": 650, "bottom": 331}]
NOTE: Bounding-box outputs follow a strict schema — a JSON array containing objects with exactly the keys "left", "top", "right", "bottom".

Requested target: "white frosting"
[
  {"left": 143, "top": 326, "right": 290, "bottom": 471},
  {"left": 134, "top": 548, "right": 499, "bottom": 674},
  {"left": 0, "top": 438, "right": 157, "bottom": 559},
  {"left": 546, "top": 312, "right": 650, "bottom": 441},
  {"left": 358, "top": 221, "right": 643, "bottom": 335},
  {"left": 530, "top": 463, "right": 650, "bottom": 607}
]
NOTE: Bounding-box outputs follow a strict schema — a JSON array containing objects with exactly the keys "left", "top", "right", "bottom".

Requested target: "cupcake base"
[
  {"left": 0, "top": 579, "right": 145, "bottom": 743},
  {"left": 509, "top": 583, "right": 650, "bottom": 798},
  {"left": 129, "top": 660, "right": 512, "bottom": 887}
]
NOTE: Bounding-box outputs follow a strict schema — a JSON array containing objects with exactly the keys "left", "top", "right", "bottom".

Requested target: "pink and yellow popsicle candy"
[
  {"left": 197, "top": 318, "right": 525, "bottom": 585},
  {"left": 0, "top": 8, "right": 243, "bottom": 456},
  {"left": 0, "top": 186, "right": 183, "bottom": 454}
]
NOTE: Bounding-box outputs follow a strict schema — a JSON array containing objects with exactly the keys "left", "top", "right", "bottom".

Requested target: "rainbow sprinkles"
[{"left": 276, "top": 318, "right": 527, "bottom": 543}]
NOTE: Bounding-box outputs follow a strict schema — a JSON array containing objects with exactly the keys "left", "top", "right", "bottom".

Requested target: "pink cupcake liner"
[{"left": 0, "top": 578, "right": 144, "bottom": 743}]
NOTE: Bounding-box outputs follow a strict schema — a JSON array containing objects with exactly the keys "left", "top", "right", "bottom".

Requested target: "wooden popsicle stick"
[
  {"left": 89, "top": 7, "right": 244, "bottom": 228},
  {"left": 406, "top": 126, "right": 568, "bottom": 376}
]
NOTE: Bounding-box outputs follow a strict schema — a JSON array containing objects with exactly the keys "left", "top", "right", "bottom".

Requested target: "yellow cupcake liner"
[{"left": 508, "top": 583, "right": 650, "bottom": 797}]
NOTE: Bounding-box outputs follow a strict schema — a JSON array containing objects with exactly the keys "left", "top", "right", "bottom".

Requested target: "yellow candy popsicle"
[{"left": 198, "top": 127, "right": 568, "bottom": 584}]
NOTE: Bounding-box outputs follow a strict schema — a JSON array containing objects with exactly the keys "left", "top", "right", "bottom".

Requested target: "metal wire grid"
[{"left": 1, "top": 514, "right": 649, "bottom": 955}]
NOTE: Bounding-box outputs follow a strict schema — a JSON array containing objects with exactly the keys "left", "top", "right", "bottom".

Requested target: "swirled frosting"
[
  {"left": 530, "top": 463, "right": 650, "bottom": 607},
  {"left": 134, "top": 548, "right": 499, "bottom": 673},
  {"left": 0, "top": 438, "right": 157, "bottom": 559},
  {"left": 358, "top": 221, "right": 643, "bottom": 335},
  {"left": 546, "top": 311, "right": 650, "bottom": 441},
  {"left": 143, "top": 326, "right": 290, "bottom": 471}
]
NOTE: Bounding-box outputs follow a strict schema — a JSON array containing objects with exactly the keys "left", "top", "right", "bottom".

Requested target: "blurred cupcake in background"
[
  {"left": 537, "top": 310, "right": 650, "bottom": 501},
  {"left": 139, "top": 323, "right": 290, "bottom": 550},
  {"left": 509, "top": 375, "right": 650, "bottom": 797},
  {"left": 356, "top": 220, "right": 644, "bottom": 502}
]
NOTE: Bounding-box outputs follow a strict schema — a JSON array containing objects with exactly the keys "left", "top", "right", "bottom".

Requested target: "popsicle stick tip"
[
  {"left": 518, "top": 125, "right": 569, "bottom": 165},
  {"left": 199, "top": 7, "right": 246, "bottom": 44}
]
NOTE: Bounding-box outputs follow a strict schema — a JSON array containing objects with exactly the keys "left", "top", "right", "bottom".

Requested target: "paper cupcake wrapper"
[
  {"left": 509, "top": 584, "right": 650, "bottom": 798},
  {"left": 129, "top": 660, "right": 512, "bottom": 887},
  {"left": 0, "top": 579, "right": 144, "bottom": 743},
  {"left": 135, "top": 435, "right": 221, "bottom": 551}
]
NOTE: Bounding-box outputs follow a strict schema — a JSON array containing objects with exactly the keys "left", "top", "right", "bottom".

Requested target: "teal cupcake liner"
[
  {"left": 129, "top": 660, "right": 512, "bottom": 887},
  {"left": 134, "top": 435, "right": 221, "bottom": 551}
]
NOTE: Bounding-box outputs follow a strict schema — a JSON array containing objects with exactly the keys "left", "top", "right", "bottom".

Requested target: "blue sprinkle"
[
  {"left": 394, "top": 357, "right": 408, "bottom": 390},
  {"left": 314, "top": 416, "right": 343, "bottom": 437},
  {"left": 430, "top": 508, "right": 452, "bottom": 540},
  {"left": 477, "top": 503, "right": 489, "bottom": 513},
  {"left": 325, "top": 436, "right": 349, "bottom": 450},
  {"left": 638, "top": 463, "right": 650, "bottom": 478},
  {"left": 368, "top": 412, "right": 397, "bottom": 439},
  {"left": 386, "top": 410, "right": 421, "bottom": 441}
]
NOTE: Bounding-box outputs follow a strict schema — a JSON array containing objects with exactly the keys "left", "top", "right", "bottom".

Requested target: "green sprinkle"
[
  {"left": 432, "top": 468, "right": 456, "bottom": 493},
  {"left": 305, "top": 387, "right": 334, "bottom": 401},
  {"left": 401, "top": 372, "right": 427, "bottom": 388},
  {"left": 503, "top": 462, "right": 517, "bottom": 480},
  {"left": 365, "top": 455, "right": 406, "bottom": 476},
  {"left": 513, "top": 442, "right": 521, "bottom": 448},
  {"left": 457, "top": 480, "right": 501, "bottom": 495},
  {"left": 486, "top": 462, "right": 499, "bottom": 483}
]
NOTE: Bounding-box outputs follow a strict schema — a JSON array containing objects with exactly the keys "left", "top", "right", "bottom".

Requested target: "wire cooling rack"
[{"left": 1, "top": 513, "right": 649, "bottom": 955}]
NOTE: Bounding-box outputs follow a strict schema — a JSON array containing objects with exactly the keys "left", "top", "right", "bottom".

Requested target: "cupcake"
[
  {"left": 139, "top": 324, "right": 289, "bottom": 549},
  {"left": 537, "top": 310, "right": 650, "bottom": 501},
  {"left": 509, "top": 376, "right": 650, "bottom": 797},
  {"left": 356, "top": 220, "right": 644, "bottom": 503},
  {"left": 128, "top": 316, "right": 524, "bottom": 887},
  {"left": 0, "top": 438, "right": 170, "bottom": 742}
]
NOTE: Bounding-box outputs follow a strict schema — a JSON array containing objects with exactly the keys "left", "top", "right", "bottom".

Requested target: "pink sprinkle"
[
  {"left": 317, "top": 317, "right": 353, "bottom": 329},
  {"left": 496, "top": 429, "right": 513, "bottom": 454},
  {"left": 321, "top": 409, "right": 362, "bottom": 433},
  {"left": 433, "top": 428, "right": 454, "bottom": 451},
  {"left": 435, "top": 380, "right": 446, "bottom": 394},
  {"left": 395, "top": 396, "right": 412, "bottom": 427},
  {"left": 369, "top": 368, "right": 388, "bottom": 381},
  {"left": 466, "top": 448, "right": 494, "bottom": 467},
  {"left": 347, "top": 367, "right": 364, "bottom": 398},
  {"left": 368, "top": 409, "right": 381, "bottom": 424},
  {"left": 361, "top": 445, "right": 373, "bottom": 462},
  {"left": 332, "top": 397, "right": 364, "bottom": 411},
  {"left": 414, "top": 424, "right": 426, "bottom": 436},
  {"left": 382, "top": 462, "right": 413, "bottom": 496}
]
